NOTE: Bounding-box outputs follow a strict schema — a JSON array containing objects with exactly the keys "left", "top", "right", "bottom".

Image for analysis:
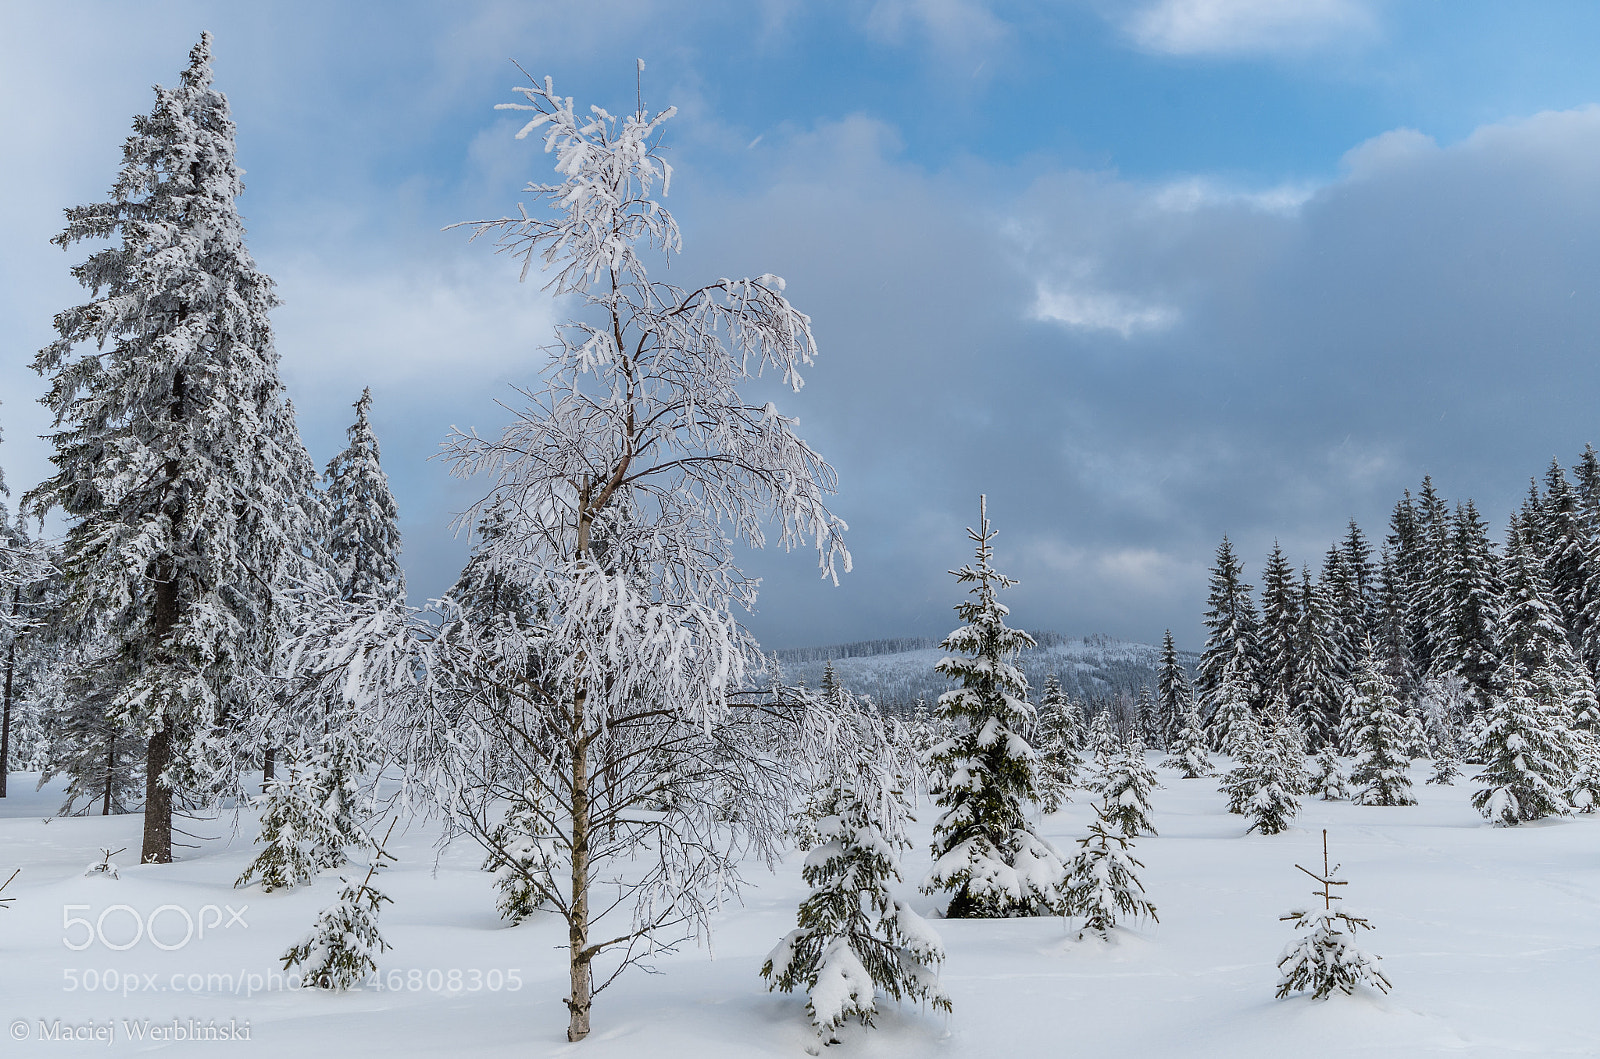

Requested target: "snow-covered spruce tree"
[
  {"left": 26, "top": 35, "right": 321, "bottom": 863},
  {"left": 1259, "top": 542, "right": 1301, "bottom": 717},
  {"left": 236, "top": 710, "right": 374, "bottom": 891},
  {"left": 1297, "top": 568, "right": 1349, "bottom": 751},
  {"left": 1098, "top": 736, "right": 1159, "bottom": 837},
  {"left": 1197, "top": 536, "right": 1261, "bottom": 739},
  {"left": 1566, "top": 731, "right": 1600, "bottom": 813},
  {"left": 1208, "top": 676, "right": 1258, "bottom": 757},
  {"left": 1220, "top": 710, "right": 1300, "bottom": 835},
  {"left": 481, "top": 783, "right": 559, "bottom": 923},
  {"left": 1307, "top": 745, "right": 1348, "bottom": 801},
  {"left": 1346, "top": 647, "right": 1417, "bottom": 807},
  {"left": 1032, "top": 674, "right": 1082, "bottom": 812},
  {"left": 290, "top": 72, "right": 854, "bottom": 1042},
  {"left": 282, "top": 827, "right": 394, "bottom": 991},
  {"left": 1085, "top": 707, "right": 1120, "bottom": 771},
  {"left": 1156, "top": 630, "right": 1194, "bottom": 749},
  {"left": 1161, "top": 700, "right": 1211, "bottom": 778},
  {"left": 1064, "top": 800, "right": 1158, "bottom": 941},
  {"left": 925, "top": 497, "right": 1067, "bottom": 919},
  {"left": 1500, "top": 516, "right": 1600, "bottom": 732},
  {"left": 1470, "top": 659, "right": 1578, "bottom": 825},
  {"left": 34, "top": 654, "right": 145, "bottom": 815},
  {"left": 325, "top": 388, "right": 405, "bottom": 604},
  {"left": 1276, "top": 831, "right": 1391, "bottom": 1001},
  {"left": 763, "top": 701, "right": 950, "bottom": 1046}
]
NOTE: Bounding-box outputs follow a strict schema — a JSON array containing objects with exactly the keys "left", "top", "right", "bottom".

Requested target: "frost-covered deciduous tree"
[
  {"left": 26, "top": 35, "right": 321, "bottom": 864},
  {"left": 325, "top": 388, "right": 404, "bottom": 604},
  {"left": 925, "top": 498, "right": 1066, "bottom": 919},
  {"left": 763, "top": 700, "right": 950, "bottom": 1046},
  {"left": 290, "top": 69, "right": 853, "bottom": 1042}
]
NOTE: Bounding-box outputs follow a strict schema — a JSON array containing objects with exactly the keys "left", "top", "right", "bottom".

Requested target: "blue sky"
[{"left": 6, "top": 1, "right": 1600, "bottom": 651}]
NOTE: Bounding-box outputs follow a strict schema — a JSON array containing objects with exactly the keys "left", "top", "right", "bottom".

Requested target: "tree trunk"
[
  {"left": 262, "top": 745, "right": 276, "bottom": 791},
  {"left": 566, "top": 699, "right": 592, "bottom": 1042},
  {"left": 103, "top": 743, "right": 114, "bottom": 816},
  {"left": 0, "top": 585, "right": 18, "bottom": 798},
  {"left": 142, "top": 726, "right": 173, "bottom": 862}
]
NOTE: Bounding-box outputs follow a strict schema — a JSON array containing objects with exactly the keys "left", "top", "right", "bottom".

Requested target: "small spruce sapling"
[
  {"left": 85, "top": 848, "right": 124, "bottom": 880},
  {"left": 1161, "top": 701, "right": 1211, "bottom": 778},
  {"left": 1307, "top": 746, "right": 1348, "bottom": 801},
  {"left": 763, "top": 711, "right": 950, "bottom": 1046},
  {"left": 1085, "top": 708, "right": 1120, "bottom": 772},
  {"left": 1276, "top": 830, "right": 1391, "bottom": 1000},
  {"left": 0, "top": 868, "right": 18, "bottom": 911},
  {"left": 1098, "top": 737, "right": 1159, "bottom": 837},
  {"left": 283, "top": 820, "right": 396, "bottom": 990},
  {"left": 1221, "top": 715, "right": 1300, "bottom": 835},
  {"left": 482, "top": 785, "right": 558, "bottom": 923},
  {"left": 1064, "top": 801, "right": 1157, "bottom": 941}
]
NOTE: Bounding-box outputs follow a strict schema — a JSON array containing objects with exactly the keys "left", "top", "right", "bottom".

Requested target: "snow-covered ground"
[{"left": 1, "top": 764, "right": 1594, "bottom": 1057}]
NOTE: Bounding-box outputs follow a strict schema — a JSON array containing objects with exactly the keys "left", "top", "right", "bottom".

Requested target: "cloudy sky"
[{"left": 5, "top": 1, "right": 1600, "bottom": 651}]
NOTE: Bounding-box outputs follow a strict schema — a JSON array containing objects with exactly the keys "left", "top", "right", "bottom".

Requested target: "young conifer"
[
  {"left": 764, "top": 708, "right": 950, "bottom": 1045},
  {"left": 325, "top": 388, "right": 405, "bottom": 604},
  {"left": 925, "top": 497, "right": 1066, "bottom": 918},
  {"left": 1064, "top": 800, "right": 1157, "bottom": 941},
  {"left": 1276, "top": 830, "right": 1391, "bottom": 1000}
]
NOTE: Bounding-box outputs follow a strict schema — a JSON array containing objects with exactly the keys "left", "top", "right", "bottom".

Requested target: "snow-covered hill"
[{"left": 773, "top": 633, "right": 1197, "bottom": 710}]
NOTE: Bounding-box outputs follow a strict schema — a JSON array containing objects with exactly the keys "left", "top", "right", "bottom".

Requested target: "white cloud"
[
  {"left": 863, "top": 0, "right": 1009, "bottom": 64},
  {"left": 1151, "top": 176, "right": 1316, "bottom": 216},
  {"left": 1123, "top": 0, "right": 1377, "bottom": 57},
  {"left": 1031, "top": 282, "right": 1178, "bottom": 337}
]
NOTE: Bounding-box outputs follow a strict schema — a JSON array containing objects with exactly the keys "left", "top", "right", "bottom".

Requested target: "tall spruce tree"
[
  {"left": 1259, "top": 542, "right": 1301, "bottom": 718},
  {"left": 325, "top": 388, "right": 404, "bottom": 604},
  {"left": 924, "top": 497, "right": 1066, "bottom": 918},
  {"left": 1296, "top": 569, "right": 1347, "bottom": 750},
  {"left": 1429, "top": 502, "right": 1502, "bottom": 705},
  {"left": 26, "top": 35, "right": 319, "bottom": 863},
  {"left": 1345, "top": 647, "right": 1417, "bottom": 807},
  {"left": 1197, "top": 537, "right": 1260, "bottom": 741},
  {"left": 1156, "top": 630, "right": 1193, "bottom": 750}
]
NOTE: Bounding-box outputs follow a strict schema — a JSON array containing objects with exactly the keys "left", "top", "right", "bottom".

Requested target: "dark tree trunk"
[
  {"left": 103, "top": 742, "right": 114, "bottom": 816},
  {"left": 0, "top": 585, "right": 19, "bottom": 799},
  {"left": 142, "top": 726, "right": 173, "bottom": 861}
]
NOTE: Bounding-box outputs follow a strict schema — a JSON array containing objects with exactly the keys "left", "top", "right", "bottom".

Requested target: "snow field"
[{"left": 2, "top": 760, "right": 1596, "bottom": 1057}]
